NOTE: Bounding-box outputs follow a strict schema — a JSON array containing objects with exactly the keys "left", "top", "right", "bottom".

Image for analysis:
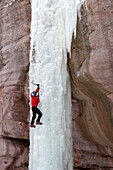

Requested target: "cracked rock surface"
[{"left": 0, "top": 0, "right": 30, "bottom": 169}]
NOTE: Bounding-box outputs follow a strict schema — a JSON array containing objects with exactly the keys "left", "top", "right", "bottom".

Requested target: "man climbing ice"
[{"left": 30, "top": 84, "right": 43, "bottom": 128}]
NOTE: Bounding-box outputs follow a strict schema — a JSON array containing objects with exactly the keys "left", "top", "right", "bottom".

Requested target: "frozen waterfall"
[{"left": 29, "top": 0, "right": 84, "bottom": 170}]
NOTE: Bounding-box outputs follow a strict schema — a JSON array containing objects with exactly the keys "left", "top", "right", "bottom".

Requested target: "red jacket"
[{"left": 31, "top": 87, "right": 40, "bottom": 107}]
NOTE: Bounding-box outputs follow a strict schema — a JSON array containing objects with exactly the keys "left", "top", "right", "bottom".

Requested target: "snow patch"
[
  {"left": 75, "top": 71, "right": 81, "bottom": 77},
  {"left": 2, "top": 0, "right": 16, "bottom": 9}
]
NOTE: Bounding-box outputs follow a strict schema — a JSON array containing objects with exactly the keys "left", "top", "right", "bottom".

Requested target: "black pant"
[{"left": 31, "top": 106, "right": 42, "bottom": 125}]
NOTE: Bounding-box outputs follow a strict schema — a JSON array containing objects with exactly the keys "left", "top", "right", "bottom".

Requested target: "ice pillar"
[{"left": 29, "top": 0, "right": 84, "bottom": 170}]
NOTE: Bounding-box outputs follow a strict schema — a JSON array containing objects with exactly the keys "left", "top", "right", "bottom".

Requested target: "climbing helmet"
[{"left": 31, "top": 91, "right": 36, "bottom": 96}]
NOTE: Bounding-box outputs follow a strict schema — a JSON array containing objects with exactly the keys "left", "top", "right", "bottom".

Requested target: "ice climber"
[{"left": 30, "top": 84, "right": 43, "bottom": 128}]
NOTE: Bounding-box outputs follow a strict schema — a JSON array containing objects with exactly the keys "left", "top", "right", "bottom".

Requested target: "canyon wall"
[
  {"left": 0, "top": 0, "right": 113, "bottom": 169},
  {"left": 68, "top": 0, "right": 113, "bottom": 169},
  {"left": 0, "top": 0, "right": 30, "bottom": 169}
]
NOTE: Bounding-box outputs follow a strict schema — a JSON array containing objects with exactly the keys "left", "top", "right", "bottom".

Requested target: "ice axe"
[
  {"left": 31, "top": 80, "right": 39, "bottom": 88},
  {"left": 31, "top": 80, "right": 40, "bottom": 98}
]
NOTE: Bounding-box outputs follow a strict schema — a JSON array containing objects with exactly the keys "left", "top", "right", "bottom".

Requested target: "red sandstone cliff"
[
  {"left": 0, "top": 0, "right": 30, "bottom": 169},
  {"left": 68, "top": 0, "right": 113, "bottom": 169}
]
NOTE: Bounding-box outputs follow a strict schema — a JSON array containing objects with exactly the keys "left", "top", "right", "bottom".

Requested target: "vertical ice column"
[{"left": 29, "top": 0, "right": 84, "bottom": 170}]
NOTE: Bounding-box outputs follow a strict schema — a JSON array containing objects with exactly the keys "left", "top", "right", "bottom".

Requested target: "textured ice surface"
[{"left": 29, "top": 0, "right": 84, "bottom": 170}]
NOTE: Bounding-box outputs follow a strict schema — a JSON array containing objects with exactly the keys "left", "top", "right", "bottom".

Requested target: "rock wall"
[
  {"left": 68, "top": 0, "right": 113, "bottom": 169},
  {"left": 0, "top": 0, "right": 30, "bottom": 169}
]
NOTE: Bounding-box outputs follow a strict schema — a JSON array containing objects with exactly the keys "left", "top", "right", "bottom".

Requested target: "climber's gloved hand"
[{"left": 37, "top": 84, "right": 39, "bottom": 88}]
